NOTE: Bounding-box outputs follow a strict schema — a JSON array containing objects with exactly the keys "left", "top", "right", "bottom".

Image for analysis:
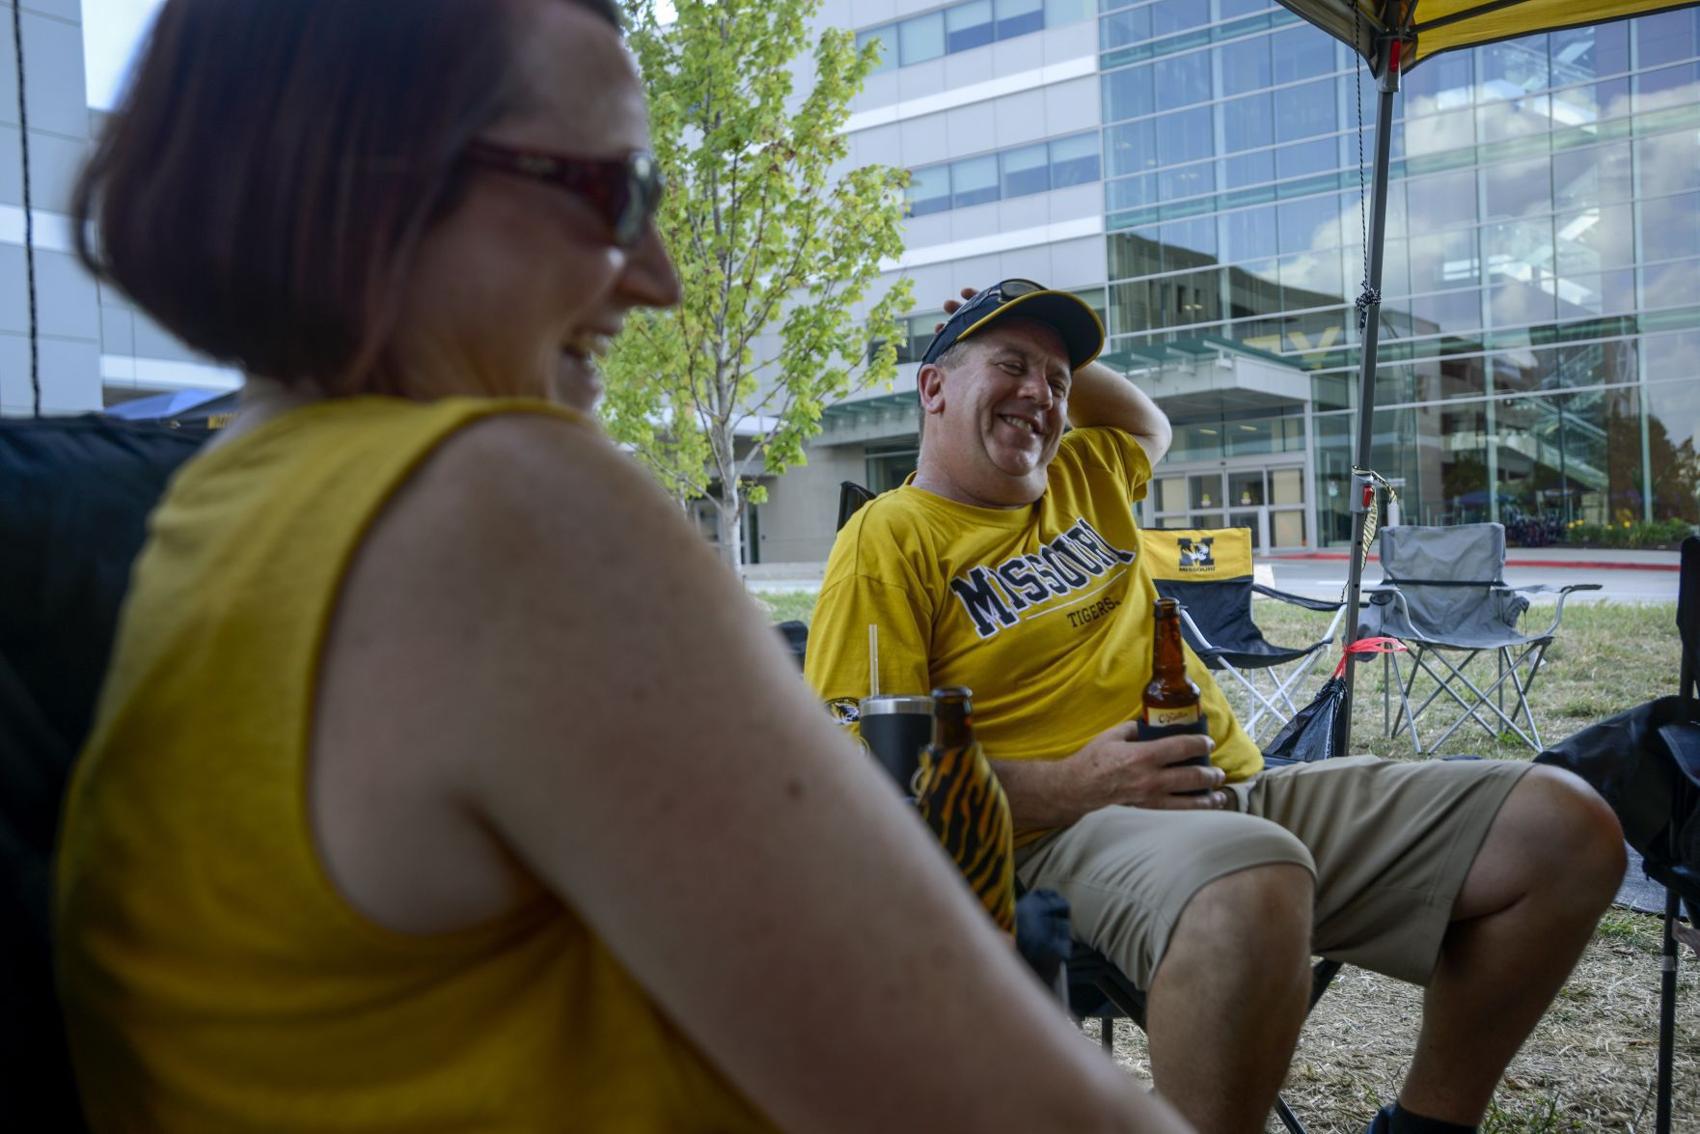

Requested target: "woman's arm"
[{"left": 328, "top": 413, "right": 1186, "bottom": 1134}]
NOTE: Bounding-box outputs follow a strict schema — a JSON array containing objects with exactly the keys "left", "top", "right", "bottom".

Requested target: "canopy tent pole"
[{"left": 1336, "top": 33, "right": 1402, "bottom": 752}]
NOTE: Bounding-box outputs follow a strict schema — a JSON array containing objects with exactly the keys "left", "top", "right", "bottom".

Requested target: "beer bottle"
[
  {"left": 913, "top": 686, "right": 1016, "bottom": 937},
  {"left": 1138, "top": 598, "right": 1209, "bottom": 757},
  {"left": 931, "top": 686, "right": 973, "bottom": 749}
]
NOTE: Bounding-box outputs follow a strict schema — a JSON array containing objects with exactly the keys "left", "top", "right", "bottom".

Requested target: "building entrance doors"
[{"left": 1144, "top": 459, "right": 1309, "bottom": 550}]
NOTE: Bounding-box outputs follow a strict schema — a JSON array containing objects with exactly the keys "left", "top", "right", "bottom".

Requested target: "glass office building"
[
  {"left": 1093, "top": 0, "right": 1699, "bottom": 545},
  {"left": 776, "top": 0, "right": 1699, "bottom": 561}
]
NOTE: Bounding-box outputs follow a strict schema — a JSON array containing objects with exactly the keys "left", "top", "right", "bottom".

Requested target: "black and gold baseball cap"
[{"left": 920, "top": 278, "right": 1105, "bottom": 371}]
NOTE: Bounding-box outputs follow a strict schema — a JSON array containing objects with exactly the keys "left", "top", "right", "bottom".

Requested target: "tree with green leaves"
[{"left": 601, "top": 0, "right": 913, "bottom": 570}]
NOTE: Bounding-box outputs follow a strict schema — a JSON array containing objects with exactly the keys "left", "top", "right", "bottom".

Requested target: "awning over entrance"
[
  {"left": 1100, "top": 335, "right": 1310, "bottom": 422},
  {"left": 1276, "top": 0, "right": 1696, "bottom": 70}
]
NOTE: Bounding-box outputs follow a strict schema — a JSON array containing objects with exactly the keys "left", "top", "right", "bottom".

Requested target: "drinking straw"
[{"left": 868, "top": 624, "right": 879, "bottom": 697}]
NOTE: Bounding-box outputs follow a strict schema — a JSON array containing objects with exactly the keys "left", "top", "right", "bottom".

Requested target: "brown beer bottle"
[
  {"left": 1138, "top": 598, "right": 1209, "bottom": 752},
  {"left": 913, "top": 686, "right": 1016, "bottom": 937},
  {"left": 931, "top": 686, "right": 973, "bottom": 748}
]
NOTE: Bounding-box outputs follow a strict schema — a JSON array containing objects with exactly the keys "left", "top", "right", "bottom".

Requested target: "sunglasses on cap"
[
  {"left": 921, "top": 277, "right": 1104, "bottom": 370},
  {"left": 950, "top": 278, "right": 1045, "bottom": 319},
  {"left": 462, "top": 139, "right": 665, "bottom": 249}
]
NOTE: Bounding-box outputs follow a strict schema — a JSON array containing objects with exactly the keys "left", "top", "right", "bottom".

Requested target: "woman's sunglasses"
[{"left": 462, "top": 139, "right": 665, "bottom": 249}]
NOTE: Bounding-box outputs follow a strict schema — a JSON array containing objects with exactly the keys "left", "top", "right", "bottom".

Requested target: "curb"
[{"left": 1264, "top": 551, "right": 1681, "bottom": 572}]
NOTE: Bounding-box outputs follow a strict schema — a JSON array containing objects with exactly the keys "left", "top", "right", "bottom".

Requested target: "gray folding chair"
[{"left": 1358, "top": 523, "right": 1599, "bottom": 754}]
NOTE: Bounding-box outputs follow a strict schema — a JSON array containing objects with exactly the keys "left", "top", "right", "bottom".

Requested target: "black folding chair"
[
  {"left": 1535, "top": 536, "right": 1699, "bottom": 1134},
  {"left": 837, "top": 481, "right": 877, "bottom": 533},
  {"left": 0, "top": 414, "right": 207, "bottom": 1132},
  {"left": 1140, "top": 527, "right": 1345, "bottom": 746}
]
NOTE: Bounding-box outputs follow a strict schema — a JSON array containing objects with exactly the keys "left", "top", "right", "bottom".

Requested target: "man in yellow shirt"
[{"left": 805, "top": 279, "right": 1626, "bottom": 1134}]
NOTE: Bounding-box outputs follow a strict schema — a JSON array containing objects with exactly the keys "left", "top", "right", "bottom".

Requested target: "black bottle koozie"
[
  {"left": 1136, "top": 714, "right": 1209, "bottom": 749},
  {"left": 1138, "top": 714, "right": 1210, "bottom": 793}
]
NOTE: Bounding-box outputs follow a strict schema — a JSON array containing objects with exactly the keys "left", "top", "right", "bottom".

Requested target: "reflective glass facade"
[{"left": 1096, "top": 0, "right": 1700, "bottom": 541}]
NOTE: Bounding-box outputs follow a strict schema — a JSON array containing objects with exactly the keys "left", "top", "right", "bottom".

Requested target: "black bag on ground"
[
  {"left": 1260, "top": 636, "right": 1408, "bottom": 766},
  {"left": 1260, "top": 676, "right": 1346, "bottom": 766}
]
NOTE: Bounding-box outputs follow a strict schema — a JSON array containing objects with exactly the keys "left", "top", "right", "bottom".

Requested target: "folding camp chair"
[
  {"left": 837, "top": 481, "right": 877, "bottom": 533},
  {"left": 1358, "top": 523, "right": 1599, "bottom": 755},
  {"left": 1139, "top": 527, "right": 1345, "bottom": 745},
  {"left": 0, "top": 414, "right": 206, "bottom": 1132},
  {"left": 1534, "top": 536, "right": 1698, "bottom": 1134}
]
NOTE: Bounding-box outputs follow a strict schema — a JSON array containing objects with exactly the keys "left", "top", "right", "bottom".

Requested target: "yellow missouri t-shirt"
[{"left": 804, "top": 425, "right": 1262, "bottom": 841}]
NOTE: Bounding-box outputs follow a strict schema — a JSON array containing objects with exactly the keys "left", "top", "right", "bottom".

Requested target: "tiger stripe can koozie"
[{"left": 912, "top": 736, "right": 1017, "bottom": 938}]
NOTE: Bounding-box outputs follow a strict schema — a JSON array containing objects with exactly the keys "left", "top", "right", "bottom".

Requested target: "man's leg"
[
  {"left": 1145, "top": 863, "right": 1314, "bottom": 1134},
  {"left": 1016, "top": 805, "right": 1316, "bottom": 1134},
  {"left": 1396, "top": 765, "right": 1625, "bottom": 1123}
]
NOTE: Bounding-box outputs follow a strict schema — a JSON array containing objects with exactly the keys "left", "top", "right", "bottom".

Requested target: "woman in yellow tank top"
[{"left": 54, "top": 2, "right": 1189, "bottom": 1131}]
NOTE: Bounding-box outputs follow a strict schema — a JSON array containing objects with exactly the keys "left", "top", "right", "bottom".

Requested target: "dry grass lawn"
[{"left": 755, "top": 591, "right": 1696, "bottom": 1133}]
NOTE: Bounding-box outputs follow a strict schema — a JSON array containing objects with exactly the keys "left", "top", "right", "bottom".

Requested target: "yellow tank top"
[{"left": 55, "top": 396, "right": 771, "bottom": 1133}]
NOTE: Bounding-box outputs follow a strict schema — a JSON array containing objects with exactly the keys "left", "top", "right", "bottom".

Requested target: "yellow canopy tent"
[
  {"left": 1277, "top": 0, "right": 1696, "bottom": 70},
  {"left": 1276, "top": 0, "right": 1699, "bottom": 745},
  {"left": 1282, "top": 7, "right": 1696, "bottom": 1129}
]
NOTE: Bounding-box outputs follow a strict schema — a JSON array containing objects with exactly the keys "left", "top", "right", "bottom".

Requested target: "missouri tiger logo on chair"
[{"left": 1139, "top": 527, "right": 1254, "bottom": 582}]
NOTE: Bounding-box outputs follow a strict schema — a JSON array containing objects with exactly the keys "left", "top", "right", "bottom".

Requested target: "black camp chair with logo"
[
  {"left": 1357, "top": 523, "right": 1599, "bottom": 755},
  {"left": 1139, "top": 527, "right": 1345, "bottom": 747}
]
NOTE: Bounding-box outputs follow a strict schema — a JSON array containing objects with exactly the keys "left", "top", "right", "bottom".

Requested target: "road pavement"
[
  {"left": 746, "top": 548, "right": 1685, "bottom": 604},
  {"left": 1263, "top": 550, "right": 1681, "bottom": 605}
]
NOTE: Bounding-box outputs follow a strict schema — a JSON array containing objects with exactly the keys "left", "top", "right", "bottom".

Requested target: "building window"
[
  {"left": 898, "top": 11, "right": 946, "bottom": 65},
  {"left": 1154, "top": 50, "right": 1211, "bottom": 110},
  {"left": 1220, "top": 35, "right": 1272, "bottom": 96},
  {"left": 1149, "top": 0, "right": 1207, "bottom": 39},
  {"left": 905, "top": 132, "right": 1101, "bottom": 216},
  {"left": 906, "top": 164, "right": 952, "bottom": 216},
  {"left": 866, "top": 445, "right": 921, "bottom": 494},
  {"left": 894, "top": 315, "right": 942, "bottom": 364},
  {"left": 854, "top": 0, "right": 1092, "bottom": 75},
  {"left": 1001, "top": 143, "right": 1051, "bottom": 197},
  {"left": 1274, "top": 78, "right": 1337, "bottom": 142},
  {"left": 1044, "top": 0, "right": 1094, "bottom": 24},
  {"left": 946, "top": 0, "right": 995, "bottom": 53},
  {"left": 951, "top": 154, "right": 1000, "bottom": 208},
  {"left": 1049, "top": 132, "right": 1102, "bottom": 187},
  {"left": 1270, "top": 25, "right": 1336, "bottom": 86},
  {"left": 996, "top": 0, "right": 1045, "bottom": 41},
  {"left": 1102, "top": 64, "right": 1155, "bottom": 122},
  {"left": 1222, "top": 92, "right": 1273, "bottom": 153}
]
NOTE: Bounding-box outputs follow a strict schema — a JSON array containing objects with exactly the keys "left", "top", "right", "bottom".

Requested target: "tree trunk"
[
  {"left": 714, "top": 492, "right": 743, "bottom": 573},
  {"left": 709, "top": 416, "right": 742, "bottom": 573}
]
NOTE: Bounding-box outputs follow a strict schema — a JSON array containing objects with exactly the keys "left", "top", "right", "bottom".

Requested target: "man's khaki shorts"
[{"left": 1014, "top": 756, "right": 1531, "bottom": 989}]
